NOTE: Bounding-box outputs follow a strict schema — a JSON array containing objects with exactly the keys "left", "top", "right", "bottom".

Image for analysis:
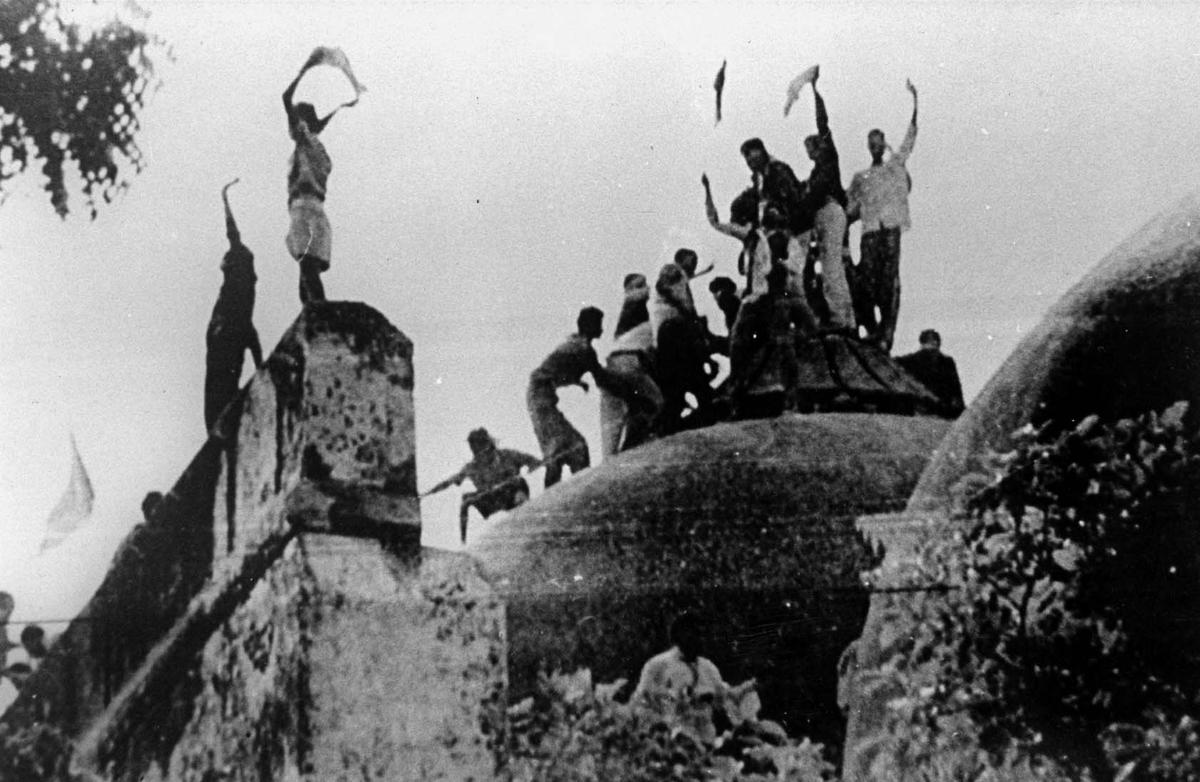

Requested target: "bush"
[
  {"left": 872, "top": 403, "right": 1200, "bottom": 779},
  {"left": 0, "top": 721, "right": 78, "bottom": 782},
  {"left": 490, "top": 668, "right": 836, "bottom": 781}
]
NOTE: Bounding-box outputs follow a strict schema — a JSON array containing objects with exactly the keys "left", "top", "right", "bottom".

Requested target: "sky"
[{"left": 3, "top": 1, "right": 1200, "bottom": 630}]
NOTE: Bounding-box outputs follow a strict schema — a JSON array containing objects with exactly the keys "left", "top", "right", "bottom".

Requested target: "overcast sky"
[{"left": 3, "top": 1, "right": 1199, "bottom": 627}]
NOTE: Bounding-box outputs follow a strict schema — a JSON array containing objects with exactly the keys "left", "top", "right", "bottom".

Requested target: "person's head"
[
  {"left": 623, "top": 273, "right": 649, "bottom": 301},
  {"left": 0, "top": 592, "right": 12, "bottom": 624},
  {"left": 740, "top": 138, "right": 768, "bottom": 173},
  {"left": 673, "top": 248, "right": 698, "bottom": 277},
  {"left": 804, "top": 134, "right": 822, "bottom": 161},
  {"left": 708, "top": 276, "right": 737, "bottom": 301},
  {"left": 766, "top": 262, "right": 790, "bottom": 294},
  {"left": 669, "top": 612, "right": 704, "bottom": 661},
  {"left": 467, "top": 427, "right": 496, "bottom": 456},
  {"left": 730, "top": 188, "right": 758, "bottom": 227},
  {"left": 918, "top": 329, "right": 942, "bottom": 352},
  {"left": 867, "top": 129, "right": 887, "bottom": 162},
  {"left": 577, "top": 306, "right": 604, "bottom": 340},
  {"left": 142, "top": 491, "right": 164, "bottom": 522},
  {"left": 293, "top": 102, "right": 321, "bottom": 132},
  {"left": 20, "top": 625, "right": 46, "bottom": 657}
]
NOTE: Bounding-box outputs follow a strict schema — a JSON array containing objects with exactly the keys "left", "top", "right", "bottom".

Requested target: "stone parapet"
[{"left": 1, "top": 302, "right": 504, "bottom": 781}]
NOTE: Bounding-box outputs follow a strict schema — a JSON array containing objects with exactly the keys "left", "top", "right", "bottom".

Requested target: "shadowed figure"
[{"left": 205, "top": 180, "right": 263, "bottom": 431}]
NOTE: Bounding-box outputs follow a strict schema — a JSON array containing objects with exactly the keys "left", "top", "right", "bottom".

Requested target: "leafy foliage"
[
  {"left": 0, "top": 721, "right": 78, "bottom": 782},
  {"left": 489, "top": 668, "right": 836, "bottom": 781},
  {"left": 871, "top": 403, "right": 1200, "bottom": 778},
  {"left": 0, "top": 0, "right": 165, "bottom": 217}
]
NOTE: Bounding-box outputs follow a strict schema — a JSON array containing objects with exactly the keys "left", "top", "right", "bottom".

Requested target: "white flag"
[
  {"left": 40, "top": 435, "right": 94, "bottom": 553},
  {"left": 300, "top": 46, "right": 368, "bottom": 110},
  {"left": 783, "top": 64, "right": 820, "bottom": 117}
]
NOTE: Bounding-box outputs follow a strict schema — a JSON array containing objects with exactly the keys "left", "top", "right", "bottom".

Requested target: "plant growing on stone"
[
  {"left": 491, "top": 668, "right": 836, "bottom": 781},
  {"left": 872, "top": 402, "right": 1200, "bottom": 778},
  {"left": 0, "top": 721, "right": 79, "bottom": 782}
]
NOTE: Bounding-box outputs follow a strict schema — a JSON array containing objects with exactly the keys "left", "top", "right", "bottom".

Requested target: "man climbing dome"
[
  {"left": 896, "top": 329, "right": 965, "bottom": 417},
  {"left": 527, "top": 307, "right": 618, "bottom": 488},
  {"left": 205, "top": 179, "right": 263, "bottom": 431},
  {"left": 282, "top": 47, "right": 366, "bottom": 304},
  {"left": 847, "top": 79, "right": 919, "bottom": 352},
  {"left": 600, "top": 273, "right": 664, "bottom": 458},
  {"left": 424, "top": 428, "right": 540, "bottom": 544},
  {"left": 787, "top": 65, "right": 856, "bottom": 333}
]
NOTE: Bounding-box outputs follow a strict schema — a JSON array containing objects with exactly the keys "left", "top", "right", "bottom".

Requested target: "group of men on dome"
[
  {"left": 427, "top": 67, "right": 966, "bottom": 543},
  {"left": 196, "top": 55, "right": 963, "bottom": 546}
]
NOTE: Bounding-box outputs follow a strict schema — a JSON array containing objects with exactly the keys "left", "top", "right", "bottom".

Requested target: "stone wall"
[{"left": 1, "top": 301, "right": 504, "bottom": 781}]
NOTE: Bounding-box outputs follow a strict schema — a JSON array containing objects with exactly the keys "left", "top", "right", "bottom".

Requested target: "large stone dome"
[
  {"left": 843, "top": 192, "right": 1200, "bottom": 780},
  {"left": 470, "top": 412, "right": 949, "bottom": 746},
  {"left": 909, "top": 191, "right": 1200, "bottom": 511}
]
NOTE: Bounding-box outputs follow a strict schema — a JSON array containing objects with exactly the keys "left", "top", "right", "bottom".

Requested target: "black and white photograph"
[{"left": 2, "top": 2, "right": 1199, "bottom": 779}]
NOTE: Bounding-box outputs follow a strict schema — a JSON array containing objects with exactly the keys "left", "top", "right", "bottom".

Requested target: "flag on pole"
[{"left": 40, "top": 435, "right": 94, "bottom": 553}]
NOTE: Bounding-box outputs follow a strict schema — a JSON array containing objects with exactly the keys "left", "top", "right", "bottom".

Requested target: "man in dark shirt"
[
  {"left": 708, "top": 276, "right": 741, "bottom": 333},
  {"left": 739, "top": 138, "right": 808, "bottom": 235},
  {"left": 426, "top": 428, "right": 541, "bottom": 543},
  {"left": 792, "top": 66, "right": 855, "bottom": 332},
  {"left": 205, "top": 180, "right": 263, "bottom": 431},
  {"left": 730, "top": 263, "right": 818, "bottom": 419},
  {"left": 896, "top": 329, "right": 965, "bottom": 418},
  {"left": 527, "top": 307, "right": 617, "bottom": 487}
]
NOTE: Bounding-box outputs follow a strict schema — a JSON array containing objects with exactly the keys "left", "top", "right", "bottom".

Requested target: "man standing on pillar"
[
  {"left": 528, "top": 307, "right": 617, "bottom": 488},
  {"left": 789, "top": 65, "right": 856, "bottom": 333},
  {"left": 282, "top": 47, "right": 366, "bottom": 304},
  {"left": 848, "top": 79, "right": 918, "bottom": 352},
  {"left": 205, "top": 179, "right": 263, "bottom": 431}
]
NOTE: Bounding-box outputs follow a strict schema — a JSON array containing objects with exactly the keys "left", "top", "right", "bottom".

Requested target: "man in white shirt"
[
  {"left": 847, "top": 79, "right": 918, "bottom": 352},
  {"left": 634, "top": 613, "right": 757, "bottom": 744},
  {"left": 635, "top": 613, "right": 728, "bottom": 701}
]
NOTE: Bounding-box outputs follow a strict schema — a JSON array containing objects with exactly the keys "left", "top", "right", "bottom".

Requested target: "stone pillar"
[{"left": 56, "top": 302, "right": 504, "bottom": 782}]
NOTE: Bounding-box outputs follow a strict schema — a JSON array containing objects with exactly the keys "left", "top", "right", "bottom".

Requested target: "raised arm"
[
  {"left": 282, "top": 71, "right": 302, "bottom": 128},
  {"left": 895, "top": 79, "right": 918, "bottom": 164},
  {"left": 702, "top": 174, "right": 752, "bottom": 240},
  {"left": 221, "top": 178, "right": 241, "bottom": 246},
  {"left": 812, "top": 75, "right": 830, "bottom": 138},
  {"left": 282, "top": 51, "right": 323, "bottom": 130}
]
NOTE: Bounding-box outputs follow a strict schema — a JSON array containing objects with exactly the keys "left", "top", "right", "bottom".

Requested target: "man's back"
[{"left": 530, "top": 335, "right": 595, "bottom": 392}]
